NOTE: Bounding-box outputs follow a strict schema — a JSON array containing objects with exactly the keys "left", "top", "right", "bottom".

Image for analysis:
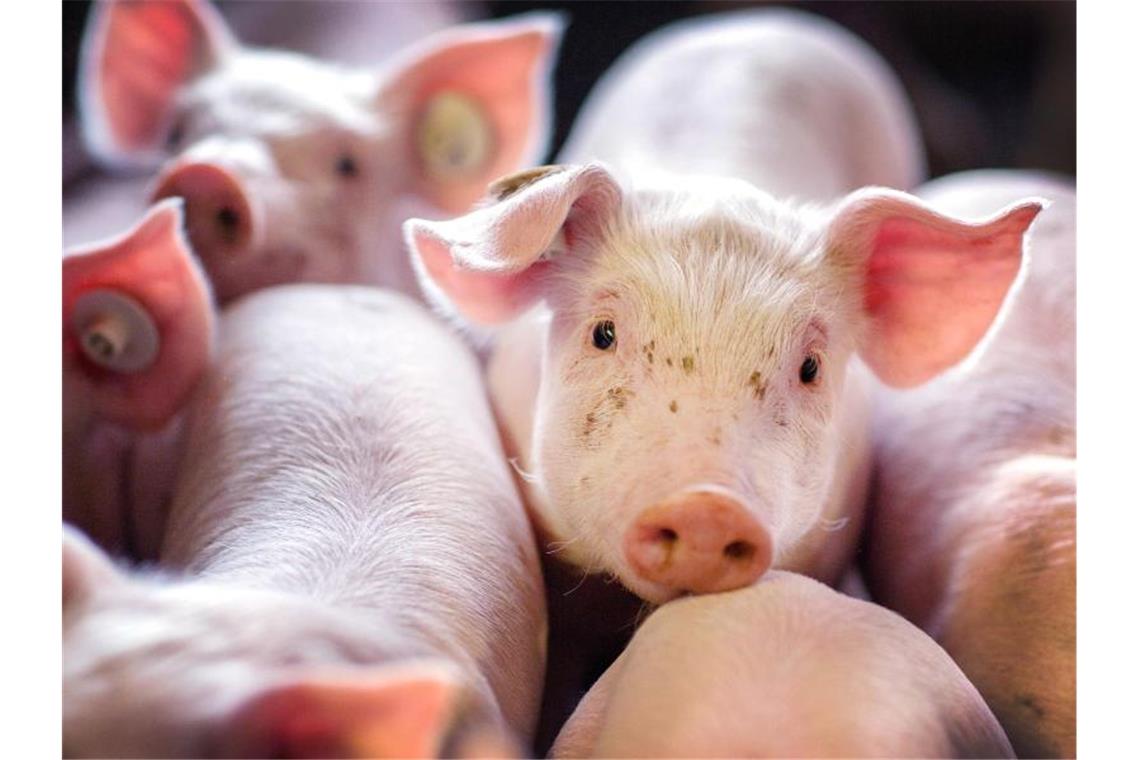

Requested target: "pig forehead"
[
  {"left": 186, "top": 51, "right": 381, "bottom": 135},
  {"left": 570, "top": 200, "right": 838, "bottom": 334}
]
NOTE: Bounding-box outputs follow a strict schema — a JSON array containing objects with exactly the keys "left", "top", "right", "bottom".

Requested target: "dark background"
[{"left": 62, "top": 1, "right": 1075, "bottom": 181}]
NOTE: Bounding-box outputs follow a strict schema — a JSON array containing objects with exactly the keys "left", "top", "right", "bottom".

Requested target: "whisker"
[
  {"left": 819, "top": 515, "right": 849, "bottom": 532},
  {"left": 545, "top": 534, "right": 582, "bottom": 556},
  {"left": 508, "top": 457, "right": 540, "bottom": 484}
]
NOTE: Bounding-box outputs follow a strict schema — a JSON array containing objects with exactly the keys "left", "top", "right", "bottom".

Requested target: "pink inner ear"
[
  {"left": 390, "top": 17, "right": 561, "bottom": 212},
  {"left": 63, "top": 200, "right": 214, "bottom": 429},
  {"left": 860, "top": 203, "right": 1041, "bottom": 387},
  {"left": 82, "top": 0, "right": 231, "bottom": 162},
  {"left": 414, "top": 228, "right": 551, "bottom": 325},
  {"left": 221, "top": 664, "right": 463, "bottom": 759}
]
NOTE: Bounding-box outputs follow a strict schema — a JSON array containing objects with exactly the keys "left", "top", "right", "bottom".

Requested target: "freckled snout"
[
  {"left": 152, "top": 161, "right": 257, "bottom": 261},
  {"left": 623, "top": 490, "right": 772, "bottom": 596}
]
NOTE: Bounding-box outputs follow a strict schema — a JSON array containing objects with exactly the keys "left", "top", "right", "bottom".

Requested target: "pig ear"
[
  {"left": 63, "top": 525, "right": 123, "bottom": 608},
  {"left": 79, "top": 0, "right": 236, "bottom": 168},
  {"left": 826, "top": 189, "right": 1044, "bottom": 387},
  {"left": 63, "top": 199, "right": 216, "bottom": 430},
  {"left": 218, "top": 660, "right": 503, "bottom": 759},
  {"left": 380, "top": 13, "right": 565, "bottom": 213},
  {"left": 404, "top": 163, "right": 621, "bottom": 325}
]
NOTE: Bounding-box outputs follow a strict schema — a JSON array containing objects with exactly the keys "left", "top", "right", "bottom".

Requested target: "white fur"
[{"left": 64, "top": 287, "right": 546, "bottom": 756}]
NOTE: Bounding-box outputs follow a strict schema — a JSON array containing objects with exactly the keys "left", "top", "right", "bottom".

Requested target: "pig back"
[
  {"left": 159, "top": 284, "right": 546, "bottom": 736},
  {"left": 559, "top": 8, "right": 924, "bottom": 202}
]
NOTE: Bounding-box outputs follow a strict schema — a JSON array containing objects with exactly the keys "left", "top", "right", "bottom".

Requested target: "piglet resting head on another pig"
[{"left": 405, "top": 163, "right": 1042, "bottom": 603}]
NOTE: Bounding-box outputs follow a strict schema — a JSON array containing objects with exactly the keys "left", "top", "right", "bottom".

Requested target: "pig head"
[
  {"left": 63, "top": 199, "right": 215, "bottom": 559},
  {"left": 64, "top": 527, "right": 512, "bottom": 759},
  {"left": 79, "top": 0, "right": 562, "bottom": 302},
  {"left": 405, "top": 163, "right": 1042, "bottom": 604}
]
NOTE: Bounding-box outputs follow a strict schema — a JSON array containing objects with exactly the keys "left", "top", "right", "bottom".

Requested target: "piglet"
[
  {"left": 407, "top": 164, "right": 1044, "bottom": 750},
  {"left": 63, "top": 198, "right": 214, "bottom": 560},
  {"left": 405, "top": 160, "right": 1042, "bottom": 603},
  {"left": 450, "top": 13, "right": 931, "bottom": 743},
  {"left": 558, "top": 8, "right": 926, "bottom": 199},
  {"left": 551, "top": 572, "right": 1014, "bottom": 758},
  {"left": 864, "top": 171, "right": 1075, "bottom": 758},
  {"left": 79, "top": 0, "right": 562, "bottom": 302},
  {"left": 63, "top": 206, "right": 546, "bottom": 757}
]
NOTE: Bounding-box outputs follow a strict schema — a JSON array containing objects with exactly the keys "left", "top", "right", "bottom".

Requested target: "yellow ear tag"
[{"left": 417, "top": 92, "right": 492, "bottom": 179}]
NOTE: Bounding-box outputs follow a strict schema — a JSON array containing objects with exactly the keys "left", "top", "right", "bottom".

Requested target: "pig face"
[
  {"left": 63, "top": 527, "right": 506, "bottom": 758},
  {"left": 405, "top": 164, "right": 1042, "bottom": 603},
  {"left": 80, "top": 0, "right": 562, "bottom": 303}
]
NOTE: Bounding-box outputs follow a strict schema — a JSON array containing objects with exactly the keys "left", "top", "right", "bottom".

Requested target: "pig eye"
[
  {"left": 592, "top": 320, "right": 616, "bottom": 351},
  {"left": 335, "top": 154, "right": 359, "bottom": 179},
  {"left": 799, "top": 354, "right": 821, "bottom": 385},
  {"left": 165, "top": 120, "right": 185, "bottom": 150}
]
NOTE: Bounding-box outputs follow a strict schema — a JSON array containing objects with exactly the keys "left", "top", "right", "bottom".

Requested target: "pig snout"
[
  {"left": 623, "top": 490, "right": 772, "bottom": 596},
  {"left": 152, "top": 161, "right": 258, "bottom": 261}
]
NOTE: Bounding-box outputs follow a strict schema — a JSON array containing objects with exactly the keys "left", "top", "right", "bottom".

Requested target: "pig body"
[
  {"left": 864, "top": 170, "right": 1075, "bottom": 758},
  {"left": 79, "top": 0, "right": 561, "bottom": 303},
  {"left": 558, "top": 8, "right": 925, "bottom": 199},
  {"left": 551, "top": 571, "right": 1013, "bottom": 758},
  {"left": 64, "top": 212, "right": 545, "bottom": 756}
]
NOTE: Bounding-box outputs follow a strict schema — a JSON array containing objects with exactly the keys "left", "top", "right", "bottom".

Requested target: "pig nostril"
[
  {"left": 723, "top": 540, "right": 756, "bottom": 562},
  {"left": 658, "top": 528, "right": 678, "bottom": 544},
  {"left": 215, "top": 206, "right": 241, "bottom": 241}
]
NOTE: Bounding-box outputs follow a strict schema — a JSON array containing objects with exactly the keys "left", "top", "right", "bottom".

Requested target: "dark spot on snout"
[
  {"left": 681, "top": 356, "right": 695, "bottom": 373},
  {"left": 723, "top": 540, "right": 755, "bottom": 561},
  {"left": 669, "top": 400, "right": 678, "bottom": 413},
  {"left": 216, "top": 206, "right": 240, "bottom": 242},
  {"left": 666, "top": 357, "right": 673, "bottom": 367},
  {"left": 748, "top": 371, "right": 767, "bottom": 401}
]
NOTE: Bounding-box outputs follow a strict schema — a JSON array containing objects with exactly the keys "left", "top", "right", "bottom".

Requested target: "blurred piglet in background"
[
  {"left": 63, "top": 199, "right": 214, "bottom": 561},
  {"left": 551, "top": 572, "right": 1013, "bottom": 758},
  {"left": 79, "top": 0, "right": 562, "bottom": 302},
  {"left": 63, "top": 203, "right": 546, "bottom": 758},
  {"left": 865, "top": 170, "right": 1076, "bottom": 758},
  {"left": 404, "top": 9, "right": 1037, "bottom": 605}
]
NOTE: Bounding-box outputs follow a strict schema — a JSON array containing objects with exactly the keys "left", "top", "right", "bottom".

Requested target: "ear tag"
[
  {"left": 417, "top": 92, "right": 492, "bottom": 179},
  {"left": 72, "top": 289, "right": 160, "bottom": 373}
]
